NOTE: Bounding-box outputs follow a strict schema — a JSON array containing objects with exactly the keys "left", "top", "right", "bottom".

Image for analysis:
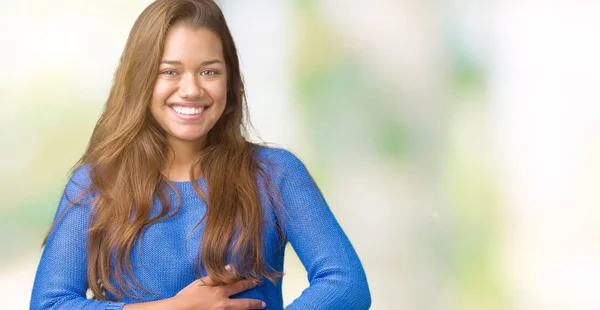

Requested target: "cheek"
[
  {"left": 152, "top": 80, "right": 174, "bottom": 104},
  {"left": 149, "top": 82, "right": 170, "bottom": 121},
  {"left": 208, "top": 80, "right": 228, "bottom": 106}
]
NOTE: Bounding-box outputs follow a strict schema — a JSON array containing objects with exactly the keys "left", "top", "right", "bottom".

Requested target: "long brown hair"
[{"left": 46, "top": 0, "right": 282, "bottom": 300}]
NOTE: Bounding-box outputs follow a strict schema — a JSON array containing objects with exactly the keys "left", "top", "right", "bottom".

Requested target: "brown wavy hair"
[{"left": 45, "top": 0, "right": 282, "bottom": 300}]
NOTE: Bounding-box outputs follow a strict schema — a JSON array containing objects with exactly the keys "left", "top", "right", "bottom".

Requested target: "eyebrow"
[{"left": 160, "top": 59, "right": 224, "bottom": 66}]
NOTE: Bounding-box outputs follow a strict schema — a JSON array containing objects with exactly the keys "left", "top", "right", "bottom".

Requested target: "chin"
[
  {"left": 182, "top": 136, "right": 207, "bottom": 143},
  {"left": 171, "top": 132, "right": 208, "bottom": 143}
]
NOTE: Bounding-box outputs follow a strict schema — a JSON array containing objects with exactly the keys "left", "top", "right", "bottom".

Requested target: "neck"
[{"left": 162, "top": 137, "right": 206, "bottom": 182}]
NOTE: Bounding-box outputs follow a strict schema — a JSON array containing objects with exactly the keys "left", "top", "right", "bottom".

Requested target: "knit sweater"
[{"left": 30, "top": 147, "right": 371, "bottom": 310}]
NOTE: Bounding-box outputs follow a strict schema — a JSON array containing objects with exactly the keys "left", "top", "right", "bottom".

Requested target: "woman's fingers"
[
  {"left": 228, "top": 298, "right": 266, "bottom": 309},
  {"left": 192, "top": 268, "right": 263, "bottom": 308},
  {"left": 221, "top": 279, "right": 257, "bottom": 297},
  {"left": 174, "top": 271, "right": 263, "bottom": 310}
]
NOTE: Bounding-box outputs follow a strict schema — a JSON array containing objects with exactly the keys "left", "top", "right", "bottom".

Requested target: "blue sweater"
[{"left": 30, "top": 147, "right": 371, "bottom": 309}]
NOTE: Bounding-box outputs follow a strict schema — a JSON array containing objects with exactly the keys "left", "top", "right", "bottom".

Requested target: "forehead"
[{"left": 161, "top": 25, "right": 224, "bottom": 63}]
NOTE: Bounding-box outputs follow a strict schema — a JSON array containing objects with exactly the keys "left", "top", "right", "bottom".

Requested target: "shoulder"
[
  {"left": 68, "top": 164, "right": 92, "bottom": 188},
  {"left": 253, "top": 146, "right": 316, "bottom": 189},
  {"left": 254, "top": 146, "right": 307, "bottom": 173},
  {"left": 51, "top": 164, "right": 94, "bottom": 223},
  {"left": 63, "top": 164, "right": 94, "bottom": 200}
]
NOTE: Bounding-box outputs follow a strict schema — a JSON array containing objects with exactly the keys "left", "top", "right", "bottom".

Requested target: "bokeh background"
[{"left": 1, "top": 0, "right": 600, "bottom": 309}]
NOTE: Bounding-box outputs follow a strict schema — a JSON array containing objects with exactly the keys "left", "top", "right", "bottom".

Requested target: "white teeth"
[{"left": 172, "top": 106, "right": 204, "bottom": 115}]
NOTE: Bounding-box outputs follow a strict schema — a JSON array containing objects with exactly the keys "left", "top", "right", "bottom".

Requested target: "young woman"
[{"left": 30, "top": 0, "right": 370, "bottom": 309}]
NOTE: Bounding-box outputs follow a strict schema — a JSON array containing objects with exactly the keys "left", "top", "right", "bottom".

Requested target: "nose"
[{"left": 178, "top": 73, "right": 204, "bottom": 100}]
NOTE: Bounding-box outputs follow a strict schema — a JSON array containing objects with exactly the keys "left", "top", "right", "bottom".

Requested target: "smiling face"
[{"left": 149, "top": 24, "right": 228, "bottom": 150}]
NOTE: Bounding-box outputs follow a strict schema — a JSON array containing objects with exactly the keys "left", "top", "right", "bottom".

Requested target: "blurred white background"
[{"left": 1, "top": 0, "right": 599, "bottom": 309}]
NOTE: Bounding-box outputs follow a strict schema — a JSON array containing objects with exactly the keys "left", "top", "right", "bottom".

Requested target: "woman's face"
[{"left": 150, "top": 24, "right": 227, "bottom": 148}]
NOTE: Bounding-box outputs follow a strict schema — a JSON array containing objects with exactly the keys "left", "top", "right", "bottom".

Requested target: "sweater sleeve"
[
  {"left": 268, "top": 149, "right": 371, "bottom": 310},
  {"left": 30, "top": 166, "right": 125, "bottom": 310}
]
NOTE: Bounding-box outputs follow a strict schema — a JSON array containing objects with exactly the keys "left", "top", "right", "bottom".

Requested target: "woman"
[{"left": 30, "top": 0, "right": 370, "bottom": 309}]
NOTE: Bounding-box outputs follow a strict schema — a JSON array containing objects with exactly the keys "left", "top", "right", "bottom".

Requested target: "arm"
[
  {"left": 270, "top": 150, "right": 371, "bottom": 310},
  {"left": 30, "top": 167, "right": 126, "bottom": 310}
]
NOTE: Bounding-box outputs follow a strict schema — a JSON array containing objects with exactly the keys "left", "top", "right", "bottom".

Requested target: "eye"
[
  {"left": 201, "top": 69, "right": 218, "bottom": 76},
  {"left": 161, "top": 69, "right": 178, "bottom": 76}
]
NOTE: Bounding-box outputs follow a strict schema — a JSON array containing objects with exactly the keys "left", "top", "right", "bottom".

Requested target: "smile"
[{"left": 171, "top": 106, "right": 204, "bottom": 115}]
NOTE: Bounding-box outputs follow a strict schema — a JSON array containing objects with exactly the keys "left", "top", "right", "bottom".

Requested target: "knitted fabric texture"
[{"left": 30, "top": 147, "right": 371, "bottom": 309}]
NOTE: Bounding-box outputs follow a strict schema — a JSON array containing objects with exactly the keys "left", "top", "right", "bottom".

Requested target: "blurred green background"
[{"left": 2, "top": 1, "right": 600, "bottom": 309}]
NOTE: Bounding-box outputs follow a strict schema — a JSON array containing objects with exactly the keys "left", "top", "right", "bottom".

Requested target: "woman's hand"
[
  {"left": 170, "top": 275, "right": 266, "bottom": 310},
  {"left": 123, "top": 274, "right": 265, "bottom": 310}
]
